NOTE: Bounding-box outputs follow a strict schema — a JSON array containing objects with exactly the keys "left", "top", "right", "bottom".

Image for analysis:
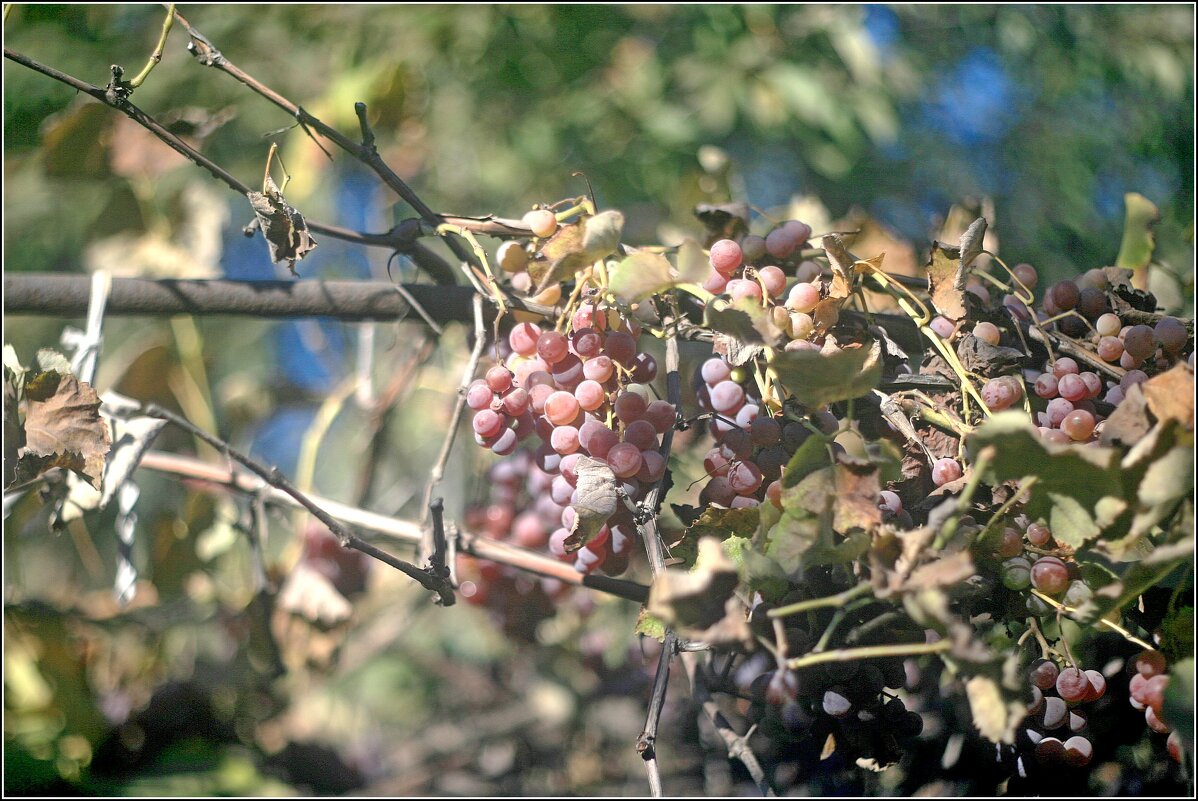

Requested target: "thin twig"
[
  {"left": 121, "top": 402, "right": 456, "bottom": 604},
  {"left": 133, "top": 449, "right": 651, "bottom": 603},
  {"left": 637, "top": 631, "right": 676, "bottom": 796},
  {"left": 421, "top": 293, "right": 486, "bottom": 530},
  {"left": 126, "top": 3, "right": 175, "bottom": 89},
  {"left": 172, "top": 9, "right": 480, "bottom": 271},
  {"left": 682, "top": 651, "right": 777, "bottom": 797},
  {"left": 3, "top": 47, "right": 458, "bottom": 283}
]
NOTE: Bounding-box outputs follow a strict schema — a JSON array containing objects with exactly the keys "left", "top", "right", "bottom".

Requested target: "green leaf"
[
  {"left": 635, "top": 607, "right": 667, "bottom": 642},
  {"left": 1160, "top": 607, "right": 1194, "bottom": 665},
  {"left": 1162, "top": 659, "right": 1193, "bottom": 754},
  {"left": 803, "top": 531, "right": 871, "bottom": 566},
  {"left": 608, "top": 250, "right": 676, "bottom": 302},
  {"left": 766, "top": 510, "right": 821, "bottom": 575},
  {"left": 675, "top": 238, "right": 710, "bottom": 284},
  {"left": 704, "top": 298, "right": 786, "bottom": 348},
  {"left": 1074, "top": 538, "right": 1193, "bottom": 624},
  {"left": 781, "top": 433, "right": 831, "bottom": 489},
  {"left": 739, "top": 547, "right": 791, "bottom": 601},
  {"left": 966, "top": 412, "right": 1124, "bottom": 548},
  {"left": 769, "top": 341, "right": 883, "bottom": 409},
  {"left": 670, "top": 506, "right": 760, "bottom": 568},
  {"left": 1115, "top": 192, "right": 1160, "bottom": 272}
]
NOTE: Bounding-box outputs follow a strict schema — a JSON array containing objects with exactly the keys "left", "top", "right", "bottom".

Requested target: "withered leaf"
[
  {"left": 832, "top": 455, "right": 882, "bottom": 534},
  {"left": 567, "top": 457, "right": 620, "bottom": 552},
  {"left": 955, "top": 334, "right": 1025, "bottom": 377},
  {"left": 694, "top": 202, "right": 749, "bottom": 245},
  {"left": 704, "top": 298, "right": 787, "bottom": 349},
  {"left": 926, "top": 241, "right": 967, "bottom": 321},
  {"left": 959, "top": 217, "right": 987, "bottom": 270},
  {"left": 608, "top": 250, "right": 676, "bottom": 302},
  {"left": 1142, "top": 363, "right": 1194, "bottom": 430},
  {"left": 821, "top": 234, "right": 856, "bottom": 300},
  {"left": 1100, "top": 383, "right": 1152, "bottom": 446},
  {"left": 14, "top": 370, "right": 110, "bottom": 489},
  {"left": 532, "top": 210, "right": 624, "bottom": 293},
  {"left": 247, "top": 175, "right": 317, "bottom": 276},
  {"left": 965, "top": 675, "right": 1025, "bottom": 745},
  {"left": 277, "top": 560, "right": 353, "bottom": 627},
  {"left": 670, "top": 506, "right": 760, "bottom": 568},
  {"left": 647, "top": 537, "right": 741, "bottom": 632}
]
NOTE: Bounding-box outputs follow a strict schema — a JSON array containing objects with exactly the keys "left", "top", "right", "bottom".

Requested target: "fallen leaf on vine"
[
  {"left": 247, "top": 175, "right": 317, "bottom": 276},
  {"left": 959, "top": 217, "right": 987, "bottom": 270},
  {"left": 832, "top": 455, "right": 882, "bottom": 534},
  {"left": 1142, "top": 363, "right": 1194, "bottom": 430},
  {"left": 567, "top": 457, "right": 619, "bottom": 552},
  {"left": 926, "top": 241, "right": 966, "bottom": 321},
  {"left": 821, "top": 234, "right": 856, "bottom": 300},
  {"left": 647, "top": 537, "right": 740, "bottom": 632},
  {"left": 14, "top": 370, "right": 110, "bottom": 490},
  {"left": 532, "top": 210, "right": 624, "bottom": 292},
  {"left": 705, "top": 298, "right": 787, "bottom": 349}
]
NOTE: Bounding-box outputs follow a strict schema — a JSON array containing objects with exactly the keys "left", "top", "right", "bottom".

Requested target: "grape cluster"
[
  {"left": 1127, "top": 649, "right": 1185, "bottom": 763},
  {"left": 694, "top": 356, "right": 840, "bottom": 511},
  {"left": 1018, "top": 657, "right": 1108, "bottom": 768}
]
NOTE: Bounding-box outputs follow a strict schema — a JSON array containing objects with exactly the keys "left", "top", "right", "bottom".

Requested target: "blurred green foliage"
[{"left": 4, "top": 4, "right": 1193, "bottom": 279}]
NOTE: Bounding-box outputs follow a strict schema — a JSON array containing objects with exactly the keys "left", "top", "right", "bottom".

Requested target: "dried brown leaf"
[
  {"left": 16, "top": 371, "right": 110, "bottom": 489},
  {"left": 247, "top": 176, "right": 317, "bottom": 275}
]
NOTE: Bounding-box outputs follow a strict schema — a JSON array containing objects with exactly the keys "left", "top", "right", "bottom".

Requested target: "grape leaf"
[
  {"left": 567, "top": 457, "right": 620, "bottom": 552},
  {"left": 634, "top": 607, "right": 667, "bottom": 642},
  {"left": 1162, "top": 659, "right": 1193, "bottom": 753},
  {"left": 959, "top": 217, "right": 987, "bottom": 270},
  {"left": 704, "top": 298, "right": 787, "bottom": 348},
  {"left": 966, "top": 412, "right": 1124, "bottom": 548},
  {"left": 769, "top": 340, "right": 883, "bottom": 409},
  {"left": 1073, "top": 538, "right": 1193, "bottom": 624},
  {"left": 1142, "top": 363, "right": 1194, "bottom": 430},
  {"left": 647, "top": 537, "right": 741, "bottom": 632},
  {"left": 965, "top": 675, "right": 1025, "bottom": 745},
  {"left": 247, "top": 175, "right": 316, "bottom": 276},
  {"left": 821, "top": 234, "right": 856, "bottom": 300},
  {"left": 1115, "top": 192, "right": 1160, "bottom": 273},
  {"left": 670, "top": 506, "right": 760, "bottom": 568},
  {"left": 675, "top": 238, "right": 710, "bottom": 284},
  {"left": 608, "top": 250, "right": 676, "bottom": 302},
  {"left": 1160, "top": 608, "right": 1194, "bottom": 665},
  {"left": 532, "top": 210, "right": 624, "bottom": 292},
  {"left": 13, "top": 369, "right": 110, "bottom": 490},
  {"left": 926, "top": 241, "right": 967, "bottom": 321}
]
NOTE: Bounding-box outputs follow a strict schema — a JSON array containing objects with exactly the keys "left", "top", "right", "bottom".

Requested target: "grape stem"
[
  {"left": 1028, "top": 589, "right": 1157, "bottom": 651},
  {"left": 767, "top": 582, "right": 872, "bottom": 619},
  {"left": 785, "top": 639, "right": 951, "bottom": 671}
]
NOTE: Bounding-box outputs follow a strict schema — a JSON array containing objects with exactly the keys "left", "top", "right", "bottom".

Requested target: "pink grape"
[
  {"left": 1057, "top": 373, "right": 1087, "bottom": 402},
  {"left": 501, "top": 387, "right": 530, "bottom": 416},
  {"left": 1123, "top": 325, "right": 1156, "bottom": 360},
  {"left": 727, "top": 278, "right": 763, "bottom": 302},
  {"left": 1095, "top": 313, "right": 1122, "bottom": 337},
  {"left": 1097, "top": 336, "right": 1123, "bottom": 362},
  {"left": 735, "top": 404, "right": 761, "bottom": 427},
  {"left": 571, "top": 328, "right": 603, "bottom": 358},
  {"left": 1061, "top": 409, "right": 1095, "bottom": 441},
  {"left": 486, "top": 365, "right": 513, "bottom": 393},
  {"left": 637, "top": 450, "right": 666, "bottom": 483},
  {"left": 509, "top": 322, "right": 541, "bottom": 356},
  {"left": 758, "top": 266, "right": 787, "bottom": 298},
  {"left": 523, "top": 209, "right": 558, "bottom": 238},
  {"left": 1045, "top": 398, "right": 1074, "bottom": 427},
  {"left": 490, "top": 427, "right": 518, "bottom": 455},
  {"left": 550, "top": 425, "right": 580, "bottom": 455},
  {"left": 750, "top": 416, "right": 781, "bottom": 446},
  {"left": 786, "top": 282, "right": 821, "bottom": 313},
  {"left": 1040, "top": 428, "right": 1070, "bottom": 444},
  {"left": 704, "top": 448, "right": 732, "bottom": 477},
  {"left": 1027, "top": 522, "right": 1052, "bottom": 546},
  {"left": 1013, "top": 263, "right": 1038, "bottom": 290},
  {"left": 1055, "top": 666, "right": 1092, "bottom": 702},
  {"left": 700, "top": 476, "right": 737, "bottom": 506},
  {"left": 766, "top": 480, "right": 783, "bottom": 509},
  {"left": 574, "top": 380, "right": 606, "bottom": 411},
  {"left": 701, "top": 358, "right": 732, "bottom": 386},
  {"left": 582, "top": 354, "right": 614, "bottom": 382},
  {"left": 1079, "top": 372, "right": 1102, "bottom": 399},
  {"left": 614, "top": 391, "right": 647, "bottom": 422},
  {"left": 473, "top": 409, "right": 505, "bottom": 438},
  {"left": 879, "top": 490, "right": 903, "bottom": 515},
  {"left": 703, "top": 271, "right": 729, "bottom": 294},
  {"left": 1119, "top": 351, "right": 1142, "bottom": 370},
  {"left": 605, "top": 331, "right": 637, "bottom": 366},
  {"left": 795, "top": 260, "right": 822, "bottom": 283},
  {"left": 727, "top": 461, "right": 764, "bottom": 495},
  {"left": 765, "top": 227, "right": 797, "bottom": 259},
  {"left": 560, "top": 453, "right": 581, "bottom": 485},
  {"left": 580, "top": 421, "right": 618, "bottom": 459},
  {"left": 537, "top": 331, "right": 569, "bottom": 364},
  {"left": 1034, "top": 373, "right": 1059, "bottom": 399},
  {"left": 1051, "top": 358, "right": 1079, "bottom": 378},
  {"left": 467, "top": 380, "right": 494, "bottom": 410},
  {"left": 529, "top": 383, "right": 555, "bottom": 414},
  {"left": 709, "top": 239, "right": 743, "bottom": 277},
  {"left": 624, "top": 420, "right": 658, "bottom": 451},
  {"left": 1103, "top": 385, "right": 1125, "bottom": 405},
  {"left": 550, "top": 354, "right": 584, "bottom": 389},
  {"left": 1155, "top": 317, "right": 1188, "bottom": 353},
  {"left": 931, "top": 458, "right": 962, "bottom": 486},
  {"left": 930, "top": 316, "right": 955, "bottom": 338},
  {"left": 548, "top": 527, "right": 571, "bottom": 557},
  {"left": 974, "top": 321, "right": 1001, "bottom": 345},
  {"left": 1031, "top": 556, "right": 1071, "bottom": 596},
  {"left": 730, "top": 496, "right": 760, "bottom": 509},
  {"left": 544, "top": 391, "right": 581, "bottom": 426},
  {"left": 607, "top": 443, "right": 643, "bottom": 478},
  {"left": 644, "top": 401, "right": 676, "bottom": 433},
  {"left": 710, "top": 380, "right": 746, "bottom": 413}
]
